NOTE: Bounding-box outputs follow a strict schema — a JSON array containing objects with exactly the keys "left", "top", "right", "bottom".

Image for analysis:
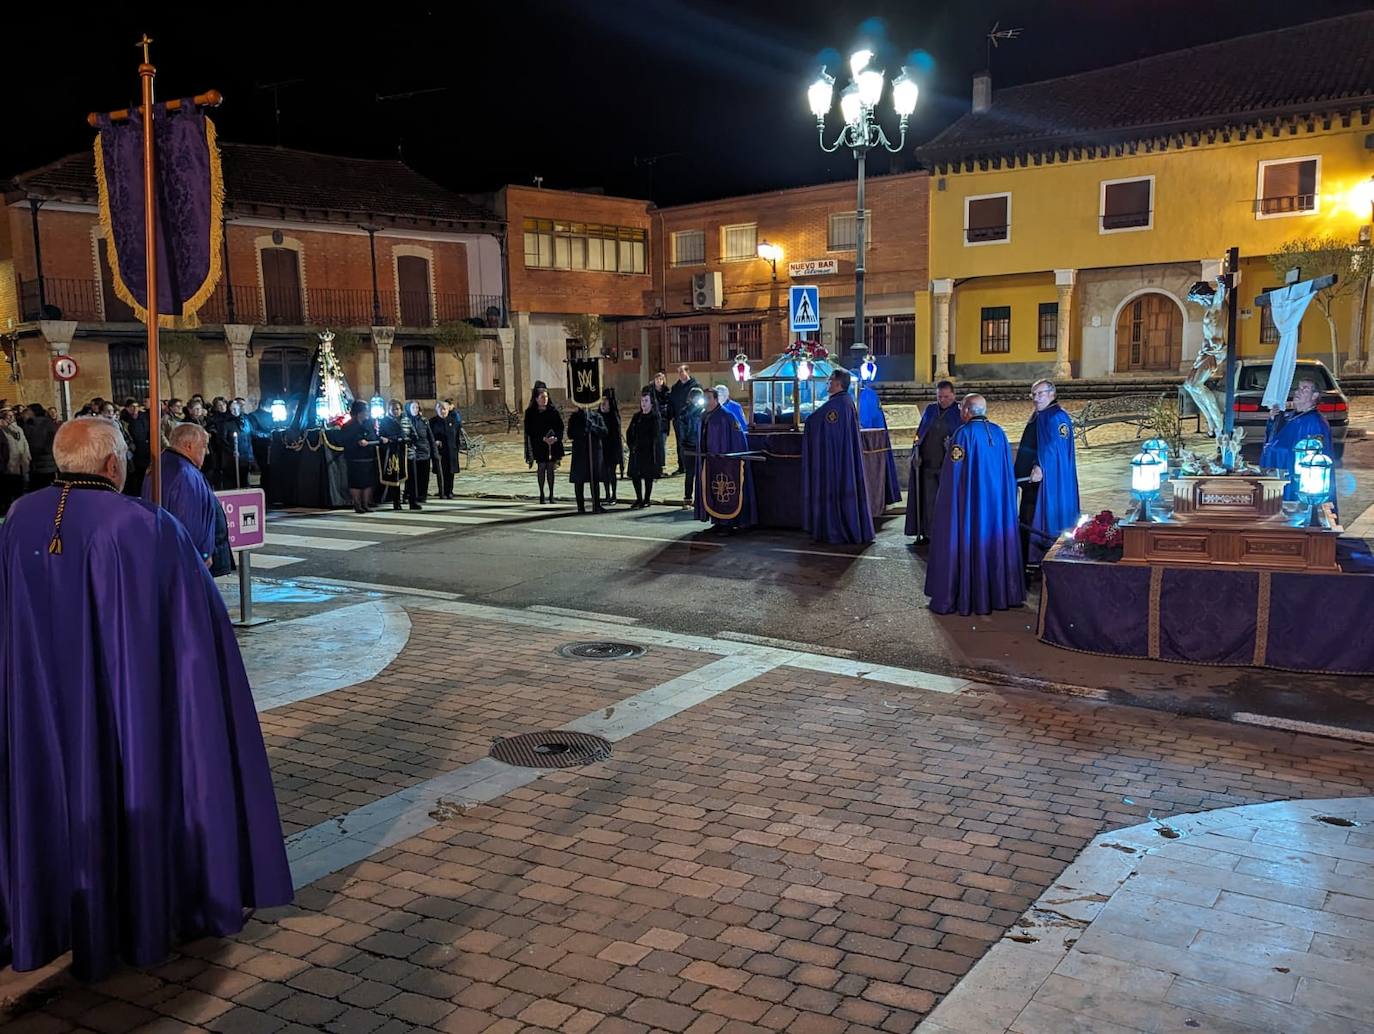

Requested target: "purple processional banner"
[{"left": 94, "top": 102, "right": 223, "bottom": 326}]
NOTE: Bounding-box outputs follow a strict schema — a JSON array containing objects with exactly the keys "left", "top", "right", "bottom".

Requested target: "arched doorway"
[
  {"left": 1115, "top": 293, "right": 1182, "bottom": 372},
  {"left": 259, "top": 346, "right": 312, "bottom": 401}
]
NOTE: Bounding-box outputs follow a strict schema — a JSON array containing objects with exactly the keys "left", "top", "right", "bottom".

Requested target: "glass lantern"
[
  {"left": 1141, "top": 437, "right": 1170, "bottom": 475},
  {"left": 1130, "top": 450, "right": 1166, "bottom": 522},
  {"left": 369, "top": 396, "right": 386, "bottom": 421},
  {"left": 270, "top": 399, "right": 288, "bottom": 425},
  {"left": 1296, "top": 449, "right": 1334, "bottom": 526}
]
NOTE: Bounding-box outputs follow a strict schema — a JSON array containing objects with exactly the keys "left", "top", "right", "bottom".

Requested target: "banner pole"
[{"left": 138, "top": 34, "right": 162, "bottom": 506}]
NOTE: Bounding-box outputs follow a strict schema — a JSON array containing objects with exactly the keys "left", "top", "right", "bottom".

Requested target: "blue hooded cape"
[
  {"left": 1027, "top": 404, "right": 1080, "bottom": 563},
  {"left": 145, "top": 448, "right": 218, "bottom": 561},
  {"left": 925, "top": 417, "right": 1026, "bottom": 616},
  {"left": 801, "top": 392, "right": 874, "bottom": 544}
]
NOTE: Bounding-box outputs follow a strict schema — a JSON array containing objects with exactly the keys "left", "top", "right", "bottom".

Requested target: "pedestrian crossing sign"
[{"left": 790, "top": 285, "right": 820, "bottom": 332}]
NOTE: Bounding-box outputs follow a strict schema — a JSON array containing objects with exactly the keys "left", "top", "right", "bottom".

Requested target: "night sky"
[{"left": 6, "top": 0, "right": 1371, "bottom": 207}]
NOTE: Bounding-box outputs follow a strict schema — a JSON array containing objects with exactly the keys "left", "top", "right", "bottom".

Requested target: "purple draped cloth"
[
  {"left": 695, "top": 407, "right": 756, "bottom": 528},
  {"left": 95, "top": 102, "right": 222, "bottom": 323},
  {"left": 1039, "top": 539, "right": 1374, "bottom": 674},
  {"left": 0, "top": 485, "right": 292, "bottom": 979},
  {"left": 925, "top": 417, "right": 1026, "bottom": 615},
  {"left": 802, "top": 393, "right": 874, "bottom": 544},
  {"left": 144, "top": 449, "right": 217, "bottom": 560}
]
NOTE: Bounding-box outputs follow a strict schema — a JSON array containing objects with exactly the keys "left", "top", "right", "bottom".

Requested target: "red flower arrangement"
[
  {"left": 785, "top": 339, "right": 829, "bottom": 363},
  {"left": 1072, "top": 510, "right": 1123, "bottom": 560}
]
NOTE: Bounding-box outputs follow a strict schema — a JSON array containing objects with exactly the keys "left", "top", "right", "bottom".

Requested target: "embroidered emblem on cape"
[
  {"left": 826, "top": 410, "right": 838, "bottom": 423},
  {"left": 949, "top": 444, "right": 966, "bottom": 462},
  {"left": 1059, "top": 422, "right": 1069, "bottom": 438}
]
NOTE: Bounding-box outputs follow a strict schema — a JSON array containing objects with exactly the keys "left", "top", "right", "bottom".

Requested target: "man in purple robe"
[
  {"left": 801, "top": 369, "right": 874, "bottom": 544},
  {"left": 925, "top": 395, "right": 1026, "bottom": 616},
  {"left": 0, "top": 418, "right": 291, "bottom": 980},
  {"left": 144, "top": 421, "right": 217, "bottom": 566},
  {"left": 694, "top": 389, "right": 756, "bottom": 530},
  {"left": 1014, "top": 379, "right": 1080, "bottom": 570},
  {"left": 906, "top": 380, "right": 961, "bottom": 542}
]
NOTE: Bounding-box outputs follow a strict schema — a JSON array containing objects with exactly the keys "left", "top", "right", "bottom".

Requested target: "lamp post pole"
[{"left": 810, "top": 51, "right": 918, "bottom": 377}]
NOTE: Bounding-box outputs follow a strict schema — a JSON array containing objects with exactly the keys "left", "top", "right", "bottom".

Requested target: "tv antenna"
[{"left": 986, "top": 22, "right": 1023, "bottom": 68}]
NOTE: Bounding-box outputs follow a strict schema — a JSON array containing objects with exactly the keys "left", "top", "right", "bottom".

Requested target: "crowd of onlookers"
[{"left": 0, "top": 393, "right": 273, "bottom": 517}]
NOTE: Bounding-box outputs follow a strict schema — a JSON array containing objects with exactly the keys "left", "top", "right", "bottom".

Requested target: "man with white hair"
[
  {"left": 0, "top": 417, "right": 291, "bottom": 979},
  {"left": 144, "top": 420, "right": 217, "bottom": 566},
  {"left": 713, "top": 384, "right": 748, "bottom": 434}
]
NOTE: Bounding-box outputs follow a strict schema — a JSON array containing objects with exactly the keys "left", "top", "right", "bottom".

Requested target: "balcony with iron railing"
[{"left": 18, "top": 276, "right": 505, "bottom": 329}]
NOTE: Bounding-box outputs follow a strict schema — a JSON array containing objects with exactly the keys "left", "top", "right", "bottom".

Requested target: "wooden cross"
[
  {"left": 137, "top": 34, "right": 153, "bottom": 64},
  {"left": 1254, "top": 272, "right": 1336, "bottom": 308}
]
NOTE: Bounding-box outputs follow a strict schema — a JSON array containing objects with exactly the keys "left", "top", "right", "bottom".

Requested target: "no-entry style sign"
[{"left": 51, "top": 355, "right": 80, "bottom": 381}]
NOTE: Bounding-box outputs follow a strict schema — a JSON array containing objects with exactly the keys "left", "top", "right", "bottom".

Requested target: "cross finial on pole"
[{"left": 137, "top": 34, "right": 153, "bottom": 64}]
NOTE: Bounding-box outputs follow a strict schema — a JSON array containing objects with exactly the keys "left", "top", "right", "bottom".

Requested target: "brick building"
[
  {"left": 499, "top": 173, "right": 929, "bottom": 406},
  {"left": 1, "top": 145, "right": 508, "bottom": 415}
]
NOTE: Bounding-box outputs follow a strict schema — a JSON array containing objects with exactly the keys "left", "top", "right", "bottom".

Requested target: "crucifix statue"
[{"left": 1183, "top": 277, "right": 1228, "bottom": 439}]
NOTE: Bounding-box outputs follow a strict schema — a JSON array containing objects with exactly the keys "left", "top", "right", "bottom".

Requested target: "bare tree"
[
  {"left": 158, "top": 331, "right": 201, "bottom": 399},
  {"left": 1267, "top": 236, "right": 1374, "bottom": 373},
  {"left": 562, "top": 314, "right": 603, "bottom": 356},
  {"left": 436, "top": 321, "right": 480, "bottom": 406}
]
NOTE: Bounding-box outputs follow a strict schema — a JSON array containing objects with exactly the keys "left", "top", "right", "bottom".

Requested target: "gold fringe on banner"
[{"left": 94, "top": 114, "right": 224, "bottom": 330}]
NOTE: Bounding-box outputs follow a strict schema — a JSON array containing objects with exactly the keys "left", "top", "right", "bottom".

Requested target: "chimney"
[{"left": 972, "top": 71, "right": 992, "bottom": 113}]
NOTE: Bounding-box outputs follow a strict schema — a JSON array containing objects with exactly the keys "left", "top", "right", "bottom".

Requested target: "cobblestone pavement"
[{"left": 2, "top": 591, "right": 1370, "bottom": 1033}]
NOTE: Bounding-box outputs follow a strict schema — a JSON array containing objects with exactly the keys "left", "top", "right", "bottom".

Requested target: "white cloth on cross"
[{"left": 1261, "top": 280, "right": 1321, "bottom": 410}]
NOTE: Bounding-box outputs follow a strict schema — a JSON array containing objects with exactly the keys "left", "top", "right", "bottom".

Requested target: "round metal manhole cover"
[
  {"left": 556, "top": 641, "right": 647, "bottom": 660},
  {"left": 490, "top": 731, "right": 613, "bottom": 769}
]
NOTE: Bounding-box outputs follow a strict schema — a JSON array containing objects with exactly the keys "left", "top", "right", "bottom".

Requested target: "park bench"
[
  {"left": 458, "top": 428, "right": 487, "bottom": 468},
  {"left": 1073, "top": 392, "right": 1170, "bottom": 447}
]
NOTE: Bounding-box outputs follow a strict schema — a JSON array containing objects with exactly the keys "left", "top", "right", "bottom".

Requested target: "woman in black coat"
[
  {"left": 625, "top": 390, "right": 664, "bottom": 509},
  {"left": 566, "top": 405, "right": 607, "bottom": 514},
  {"left": 404, "top": 401, "right": 435, "bottom": 508},
  {"left": 336, "top": 399, "right": 380, "bottom": 512},
  {"left": 597, "top": 389, "right": 623, "bottom": 505},
  {"left": 430, "top": 401, "right": 460, "bottom": 499},
  {"left": 524, "top": 387, "right": 565, "bottom": 504}
]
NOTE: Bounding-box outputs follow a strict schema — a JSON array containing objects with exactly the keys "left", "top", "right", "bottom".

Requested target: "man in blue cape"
[
  {"left": 801, "top": 369, "right": 874, "bottom": 544},
  {"left": 1014, "top": 379, "right": 1080, "bottom": 568},
  {"left": 144, "top": 421, "right": 217, "bottom": 566},
  {"left": 713, "top": 385, "right": 749, "bottom": 434},
  {"left": 0, "top": 418, "right": 292, "bottom": 980},
  {"left": 906, "top": 380, "right": 961, "bottom": 542},
  {"left": 925, "top": 395, "right": 1026, "bottom": 616},
  {"left": 1260, "top": 376, "right": 1335, "bottom": 507},
  {"left": 695, "top": 388, "right": 756, "bottom": 530},
  {"left": 857, "top": 383, "right": 902, "bottom": 510}
]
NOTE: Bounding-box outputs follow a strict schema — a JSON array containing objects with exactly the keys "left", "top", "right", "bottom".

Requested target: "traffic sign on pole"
[{"left": 51, "top": 355, "right": 80, "bottom": 381}]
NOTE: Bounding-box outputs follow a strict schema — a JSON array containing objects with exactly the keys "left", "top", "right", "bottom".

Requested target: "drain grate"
[
  {"left": 490, "top": 731, "right": 613, "bottom": 769},
  {"left": 557, "top": 641, "right": 647, "bottom": 660}
]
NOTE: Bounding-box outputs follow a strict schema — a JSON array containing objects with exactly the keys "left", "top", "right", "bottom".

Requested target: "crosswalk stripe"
[
  {"left": 243, "top": 554, "right": 305, "bottom": 569},
  {"left": 272, "top": 518, "right": 439, "bottom": 537},
  {"left": 264, "top": 533, "right": 378, "bottom": 551}
]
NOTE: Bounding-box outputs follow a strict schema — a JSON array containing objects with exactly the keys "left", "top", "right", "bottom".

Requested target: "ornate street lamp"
[
  {"left": 810, "top": 49, "right": 918, "bottom": 366},
  {"left": 756, "top": 241, "right": 784, "bottom": 282},
  {"left": 732, "top": 353, "right": 752, "bottom": 384}
]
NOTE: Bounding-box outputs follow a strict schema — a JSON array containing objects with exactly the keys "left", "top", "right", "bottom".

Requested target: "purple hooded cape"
[
  {"left": 694, "top": 406, "right": 757, "bottom": 528},
  {"left": 0, "top": 485, "right": 292, "bottom": 980},
  {"left": 801, "top": 393, "right": 874, "bottom": 544},
  {"left": 859, "top": 387, "right": 903, "bottom": 509},
  {"left": 925, "top": 418, "right": 1026, "bottom": 616},
  {"left": 1027, "top": 404, "right": 1080, "bottom": 564},
  {"left": 144, "top": 448, "right": 218, "bottom": 560}
]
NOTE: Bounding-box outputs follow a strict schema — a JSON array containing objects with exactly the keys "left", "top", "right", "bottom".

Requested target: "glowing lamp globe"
[
  {"left": 369, "top": 396, "right": 385, "bottom": 420},
  {"left": 856, "top": 67, "right": 884, "bottom": 108},
  {"left": 891, "top": 67, "right": 919, "bottom": 117},
  {"left": 808, "top": 71, "right": 835, "bottom": 118},
  {"left": 1297, "top": 450, "right": 1333, "bottom": 510},
  {"left": 1142, "top": 438, "right": 1169, "bottom": 469},
  {"left": 733, "top": 353, "right": 751, "bottom": 384},
  {"left": 796, "top": 358, "right": 814, "bottom": 382},
  {"left": 1294, "top": 436, "right": 1324, "bottom": 469},
  {"left": 1131, "top": 450, "right": 1166, "bottom": 522},
  {"left": 839, "top": 84, "right": 862, "bottom": 127},
  {"left": 269, "top": 399, "right": 288, "bottom": 425},
  {"left": 315, "top": 397, "right": 329, "bottom": 421}
]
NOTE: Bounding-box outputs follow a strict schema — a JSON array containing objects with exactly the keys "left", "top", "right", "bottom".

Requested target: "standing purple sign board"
[{"left": 217, "top": 488, "right": 266, "bottom": 551}]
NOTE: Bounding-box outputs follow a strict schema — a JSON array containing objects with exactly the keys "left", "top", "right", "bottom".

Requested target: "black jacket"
[
  {"left": 669, "top": 377, "right": 702, "bottom": 421},
  {"left": 599, "top": 406, "right": 623, "bottom": 473},
  {"left": 625, "top": 410, "right": 664, "bottom": 478},
  {"left": 651, "top": 384, "right": 673, "bottom": 425},
  {"left": 406, "top": 409, "right": 435, "bottom": 463},
  {"left": 567, "top": 408, "right": 606, "bottom": 484},
  {"left": 525, "top": 405, "right": 565, "bottom": 465},
  {"left": 23, "top": 416, "right": 57, "bottom": 474}
]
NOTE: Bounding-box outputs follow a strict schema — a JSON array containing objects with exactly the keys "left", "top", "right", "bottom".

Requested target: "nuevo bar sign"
[{"left": 788, "top": 259, "right": 838, "bottom": 278}]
